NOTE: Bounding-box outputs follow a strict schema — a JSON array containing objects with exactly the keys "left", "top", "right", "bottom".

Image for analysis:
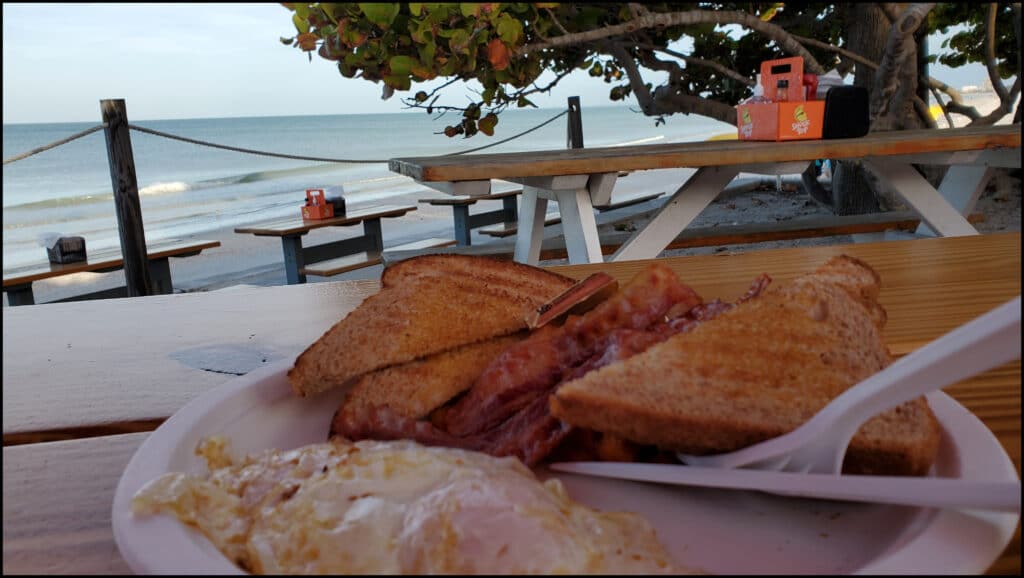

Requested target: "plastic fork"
[{"left": 678, "top": 295, "right": 1022, "bottom": 474}]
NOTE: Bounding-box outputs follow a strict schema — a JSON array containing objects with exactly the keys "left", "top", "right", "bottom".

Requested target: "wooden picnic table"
[
  {"left": 234, "top": 203, "right": 416, "bottom": 284},
  {"left": 390, "top": 124, "right": 1022, "bottom": 265},
  {"left": 2, "top": 233, "right": 1020, "bottom": 574},
  {"left": 2, "top": 238, "right": 221, "bottom": 306}
]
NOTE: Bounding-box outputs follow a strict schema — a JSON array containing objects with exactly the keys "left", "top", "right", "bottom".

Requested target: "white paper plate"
[{"left": 112, "top": 358, "right": 1020, "bottom": 575}]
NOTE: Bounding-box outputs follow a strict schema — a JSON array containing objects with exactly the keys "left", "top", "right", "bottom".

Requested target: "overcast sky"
[{"left": 2, "top": 3, "right": 991, "bottom": 124}]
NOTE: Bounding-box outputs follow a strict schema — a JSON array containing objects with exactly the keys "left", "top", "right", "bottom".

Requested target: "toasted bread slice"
[
  {"left": 335, "top": 334, "right": 522, "bottom": 428},
  {"left": 550, "top": 255, "right": 941, "bottom": 476},
  {"left": 289, "top": 255, "right": 575, "bottom": 397}
]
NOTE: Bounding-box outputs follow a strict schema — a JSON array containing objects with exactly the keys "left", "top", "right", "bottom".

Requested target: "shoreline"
[{"left": 8, "top": 166, "right": 1020, "bottom": 306}]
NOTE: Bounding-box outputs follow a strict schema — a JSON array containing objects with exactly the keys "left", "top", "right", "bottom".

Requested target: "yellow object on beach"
[{"left": 707, "top": 132, "right": 738, "bottom": 141}]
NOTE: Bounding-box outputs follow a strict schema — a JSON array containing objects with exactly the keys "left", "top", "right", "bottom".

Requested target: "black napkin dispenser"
[
  {"left": 47, "top": 236, "right": 87, "bottom": 264},
  {"left": 822, "top": 86, "right": 870, "bottom": 139}
]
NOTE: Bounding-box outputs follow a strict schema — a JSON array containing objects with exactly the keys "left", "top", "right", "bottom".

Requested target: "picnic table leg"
[
  {"left": 863, "top": 158, "right": 979, "bottom": 237},
  {"left": 513, "top": 187, "right": 549, "bottom": 265},
  {"left": 556, "top": 188, "right": 603, "bottom": 264},
  {"left": 914, "top": 165, "right": 995, "bottom": 237},
  {"left": 501, "top": 195, "right": 518, "bottom": 224},
  {"left": 147, "top": 258, "right": 174, "bottom": 295},
  {"left": 281, "top": 235, "right": 307, "bottom": 285},
  {"left": 452, "top": 205, "right": 472, "bottom": 246},
  {"left": 5, "top": 283, "right": 35, "bottom": 306},
  {"left": 362, "top": 218, "right": 384, "bottom": 252},
  {"left": 611, "top": 166, "right": 740, "bottom": 262}
]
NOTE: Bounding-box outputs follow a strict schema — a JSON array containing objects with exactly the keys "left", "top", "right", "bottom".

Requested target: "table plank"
[
  {"left": 551, "top": 232, "right": 1021, "bottom": 349},
  {"left": 3, "top": 433, "right": 144, "bottom": 575},
  {"left": 2, "top": 239, "right": 221, "bottom": 287},
  {"left": 234, "top": 204, "right": 415, "bottom": 236},
  {"left": 390, "top": 125, "right": 1021, "bottom": 182},
  {"left": 2, "top": 280, "right": 380, "bottom": 438},
  {"left": 3, "top": 357, "right": 1018, "bottom": 575}
]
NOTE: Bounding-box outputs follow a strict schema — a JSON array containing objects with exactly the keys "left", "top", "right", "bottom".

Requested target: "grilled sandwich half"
[
  {"left": 288, "top": 254, "right": 575, "bottom": 398},
  {"left": 550, "top": 255, "right": 942, "bottom": 476}
]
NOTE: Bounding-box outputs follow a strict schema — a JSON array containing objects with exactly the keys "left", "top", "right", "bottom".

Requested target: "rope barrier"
[
  {"left": 2, "top": 123, "right": 107, "bottom": 165},
  {"left": 2, "top": 108, "right": 569, "bottom": 167},
  {"left": 127, "top": 109, "right": 569, "bottom": 164}
]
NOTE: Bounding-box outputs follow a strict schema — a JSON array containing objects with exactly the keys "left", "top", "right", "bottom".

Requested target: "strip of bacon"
[
  {"left": 443, "top": 264, "right": 703, "bottom": 437},
  {"left": 331, "top": 394, "right": 571, "bottom": 467}
]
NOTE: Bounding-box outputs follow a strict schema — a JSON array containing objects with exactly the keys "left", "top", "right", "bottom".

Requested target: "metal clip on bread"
[{"left": 526, "top": 273, "right": 619, "bottom": 329}]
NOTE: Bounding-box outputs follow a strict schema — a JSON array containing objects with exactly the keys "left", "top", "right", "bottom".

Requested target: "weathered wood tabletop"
[
  {"left": 390, "top": 124, "right": 1021, "bottom": 265},
  {"left": 3, "top": 233, "right": 1020, "bottom": 574},
  {"left": 389, "top": 124, "right": 1021, "bottom": 182}
]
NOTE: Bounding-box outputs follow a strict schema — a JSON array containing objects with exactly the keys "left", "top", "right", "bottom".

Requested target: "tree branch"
[
  {"left": 926, "top": 76, "right": 981, "bottom": 119},
  {"left": 879, "top": 3, "right": 902, "bottom": 23},
  {"left": 971, "top": 76, "right": 1021, "bottom": 126},
  {"left": 984, "top": 2, "right": 1011, "bottom": 103},
  {"left": 790, "top": 33, "right": 877, "bottom": 71},
  {"left": 637, "top": 43, "right": 755, "bottom": 86},
  {"left": 517, "top": 9, "right": 826, "bottom": 75},
  {"left": 544, "top": 8, "right": 570, "bottom": 36},
  {"left": 928, "top": 84, "right": 956, "bottom": 126},
  {"left": 650, "top": 87, "right": 738, "bottom": 125},
  {"left": 607, "top": 43, "right": 658, "bottom": 114},
  {"left": 871, "top": 3, "right": 936, "bottom": 123}
]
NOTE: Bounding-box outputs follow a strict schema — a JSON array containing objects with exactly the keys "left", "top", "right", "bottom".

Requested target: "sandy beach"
[{"left": 13, "top": 164, "right": 1020, "bottom": 307}]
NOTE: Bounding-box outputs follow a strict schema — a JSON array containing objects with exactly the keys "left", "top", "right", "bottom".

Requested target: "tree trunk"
[{"left": 826, "top": 3, "right": 893, "bottom": 214}]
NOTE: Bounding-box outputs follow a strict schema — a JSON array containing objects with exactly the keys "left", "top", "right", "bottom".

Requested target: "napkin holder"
[{"left": 47, "top": 236, "right": 87, "bottom": 264}]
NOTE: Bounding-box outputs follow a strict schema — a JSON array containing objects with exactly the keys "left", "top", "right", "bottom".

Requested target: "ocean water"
[{"left": 2, "top": 105, "right": 732, "bottom": 270}]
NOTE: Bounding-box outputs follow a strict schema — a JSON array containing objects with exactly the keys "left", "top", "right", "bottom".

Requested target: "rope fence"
[
  {"left": 2, "top": 109, "right": 570, "bottom": 166},
  {"left": 2, "top": 123, "right": 107, "bottom": 165}
]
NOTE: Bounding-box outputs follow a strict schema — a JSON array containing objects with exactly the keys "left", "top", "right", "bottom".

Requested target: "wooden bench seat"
[
  {"left": 479, "top": 215, "right": 562, "bottom": 238},
  {"left": 3, "top": 238, "right": 221, "bottom": 306},
  {"left": 417, "top": 188, "right": 523, "bottom": 207},
  {"left": 418, "top": 189, "right": 522, "bottom": 246},
  {"left": 383, "top": 211, "right": 988, "bottom": 265},
  {"left": 477, "top": 192, "right": 663, "bottom": 238},
  {"left": 300, "top": 237, "right": 455, "bottom": 277},
  {"left": 593, "top": 191, "right": 664, "bottom": 212}
]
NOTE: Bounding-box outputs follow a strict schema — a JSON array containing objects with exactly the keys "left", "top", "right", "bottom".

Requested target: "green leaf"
[
  {"left": 358, "top": 3, "right": 399, "bottom": 28},
  {"left": 320, "top": 3, "right": 340, "bottom": 24},
  {"left": 449, "top": 28, "right": 470, "bottom": 54},
  {"left": 409, "top": 3, "right": 424, "bottom": 16},
  {"left": 460, "top": 3, "right": 480, "bottom": 18},
  {"left": 383, "top": 74, "right": 412, "bottom": 91},
  {"left": 418, "top": 42, "right": 436, "bottom": 63},
  {"left": 389, "top": 55, "right": 415, "bottom": 76},
  {"left": 292, "top": 13, "right": 310, "bottom": 34},
  {"left": 496, "top": 15, "right": 522, "bottom": 44}
]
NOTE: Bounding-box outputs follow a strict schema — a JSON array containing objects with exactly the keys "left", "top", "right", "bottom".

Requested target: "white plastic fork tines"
[{"left": 678, "top": 295, "right": 1022, "bottom": 474}]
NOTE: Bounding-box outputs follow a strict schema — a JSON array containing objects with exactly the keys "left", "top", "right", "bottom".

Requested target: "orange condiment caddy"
[
  {"left": 736, "top": 57, "right": 825, "bottom": 141},
  {"left": 301, "top": 188, "right": 335, "bottom": 220}
]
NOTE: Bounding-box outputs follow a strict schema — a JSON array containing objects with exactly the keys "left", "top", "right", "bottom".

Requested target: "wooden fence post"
[
  {"left": 100, "top": 99, "right": 153, "bottom": 297},
  {"left": 567, "top": 96, "right": 584, "bottom": 149}
]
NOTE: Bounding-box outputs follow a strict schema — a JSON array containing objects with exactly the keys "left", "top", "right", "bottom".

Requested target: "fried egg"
[{"left": 132, "top": 437, "right": 693, "bottom": 574}]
